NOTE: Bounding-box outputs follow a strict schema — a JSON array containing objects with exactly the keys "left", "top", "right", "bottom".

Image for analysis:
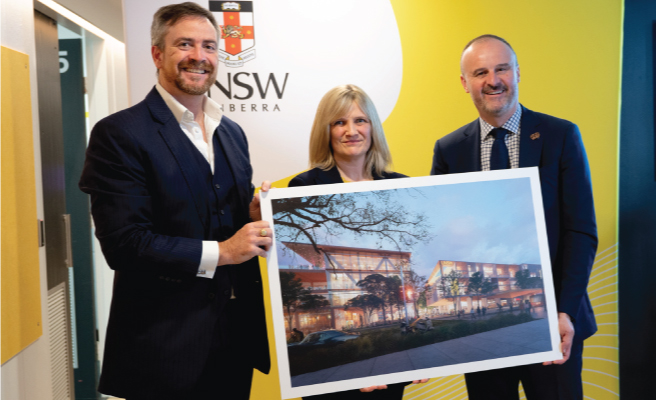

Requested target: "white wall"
[
  {"left": 57, "top": 0, "right": 124, "bottom": 41},
  {"left": 1, "top": 0, "right": 53, "bottom": 398},
  {"left": 124, "top": 0, "right": 403, "bottom": 184},
  {"left": 84, "top": 30, "right": 130, "bottom": 366}
]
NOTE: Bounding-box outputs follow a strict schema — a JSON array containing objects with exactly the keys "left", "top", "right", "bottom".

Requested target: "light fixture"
[{"left": 37, "top": 0, "right": 121, "bottom": 43}]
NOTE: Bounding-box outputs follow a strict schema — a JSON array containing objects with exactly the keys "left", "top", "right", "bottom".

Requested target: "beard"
[
  {"left": 477, "top": 82, "right": 518, "bottom": 117},
  {"left": 174, "top": 60, "right": 217, "bottom": 95}
]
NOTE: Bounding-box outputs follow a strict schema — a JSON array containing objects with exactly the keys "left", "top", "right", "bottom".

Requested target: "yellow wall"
[{"left": 386, "top": 0, "right": 621, "bottom": 257}]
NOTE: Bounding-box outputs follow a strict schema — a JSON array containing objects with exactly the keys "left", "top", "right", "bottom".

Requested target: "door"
[{"left": 34, "top": 10, "right": 76, "bottom": 400}]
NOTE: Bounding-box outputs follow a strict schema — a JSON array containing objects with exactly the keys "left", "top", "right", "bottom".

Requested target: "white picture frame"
[{"left": 260, "top": 168, "right": 561, "bottom": 399}]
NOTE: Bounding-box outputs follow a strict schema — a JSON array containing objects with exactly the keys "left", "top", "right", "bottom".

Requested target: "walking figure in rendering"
[{"left": 292, "top": 328, "right": 305, "bottom": 342}]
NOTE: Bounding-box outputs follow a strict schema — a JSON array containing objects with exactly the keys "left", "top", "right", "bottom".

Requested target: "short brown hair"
[
  {"left": 308, "top": 84, "right": 392, "bottom": 177},
  {"left": 462, "top": 34, "right": 518, "bottom": 66},
  {"left": 151, "top": 2, "right": 219, "bottom": 49}
]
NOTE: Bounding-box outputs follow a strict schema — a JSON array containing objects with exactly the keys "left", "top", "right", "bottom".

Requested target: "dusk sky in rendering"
[{"left": 273, "top": 177, "right": 543, "bottom": 279}]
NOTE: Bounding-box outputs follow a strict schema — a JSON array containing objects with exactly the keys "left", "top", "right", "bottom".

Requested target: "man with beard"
[
  {"left": 79, "top": 3, "right": 271, "bottom": 399},
  {"left": 431, "top": 35, "right": 597, "bottom": 399}
]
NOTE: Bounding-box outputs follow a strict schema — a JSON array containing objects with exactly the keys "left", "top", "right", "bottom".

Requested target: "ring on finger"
[{"left": 259, "top": 229, "right": 267, "bottom": 237}]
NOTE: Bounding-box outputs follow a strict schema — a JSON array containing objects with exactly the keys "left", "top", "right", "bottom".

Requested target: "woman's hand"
[
  {"left": 249, "top": 181, "right": 271, "bottom": 222},
  {"left": 358, "top": 378, "right": 429, "bottom": 392},
  {"left": 359, "top": 385, "right": 387, "bottom": 392}
]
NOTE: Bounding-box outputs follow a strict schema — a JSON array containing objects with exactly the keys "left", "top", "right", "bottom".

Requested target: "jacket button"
[
  {"left": 208, "top": 293, "right": 215, "bottom": 299},
  {"left": 224, "top": 290, "right": 230, "bottom": 296},
  {"left": 214, "top": 184, "right": 220, "bottom": 189},
  {"left": 220, "top": 210, "right": 225, "bottom": 215}
]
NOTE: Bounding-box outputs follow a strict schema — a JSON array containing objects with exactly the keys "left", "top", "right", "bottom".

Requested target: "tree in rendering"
[
  {"left": 386, "top": 275, "right": 404, "bottom": 321},
  {"left": 299, "top": 293, "right": 330, "bottom": 312},
  {"left": 271, "top": 191, "right": 433, "bottom": 263},
  {"left": 280, "top": 271, "right": 306, "bottom": 330},
  {"left": 405, "top": 270, "right": 431, "bottom": 317},
  {"left": 436, "top": 270, "right": 464, "bottom": 314},
  {"left": 344, "top": 294, "right": 383, "bottom": 326},
  {"left": 280, "top": 271, "right": 329, "bottom": 330},
  {"left": 514, "top": 269, "right": 543, "bottom": 289},
  {"left": 356, "top": 273, "right": 391, "bottom": 323},
  {"left": 467, "top": 271, "right": 498, "bottom": 308},
  {"left": 416, "top": 288, "right": 429, "bottom": 314}
]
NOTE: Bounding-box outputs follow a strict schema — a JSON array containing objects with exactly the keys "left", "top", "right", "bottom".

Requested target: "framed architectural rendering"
[{"left": 260, "top": 168, "right": 562, "bottom": 399}]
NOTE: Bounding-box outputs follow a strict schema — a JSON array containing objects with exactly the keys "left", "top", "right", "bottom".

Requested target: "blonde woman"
[
  {"left": 290, "top": 84, "right": 427, "bottom": 399},
  {"left": 290, "top": 84, "right": 404, "bottom": 187}
]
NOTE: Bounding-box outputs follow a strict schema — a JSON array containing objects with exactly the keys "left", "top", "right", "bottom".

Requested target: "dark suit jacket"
[
  {"left": 290, "top": 166, "right": 410, "bottom": 400},
  {"left": 289, "top": 166, "right": 407, "bottom": 187},
  {"left": 79, "top": 88, "right": 269, "bottom": 398},
  {"left": 431, "top": 105, "right": 598, "bottom": 340}
]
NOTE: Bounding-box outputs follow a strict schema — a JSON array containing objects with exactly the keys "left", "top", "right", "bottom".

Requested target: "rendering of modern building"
[
  {"left": 279, "top": 242, "right": 416, "bottom": 335},
  {"left": 427, "top": 260, "right": 544, "bottom": 315}
]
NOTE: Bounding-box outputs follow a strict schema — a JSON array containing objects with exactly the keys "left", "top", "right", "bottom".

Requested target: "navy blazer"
[
  {"left": 79, "top": 88, "right": 269, "bottom": 397},
  {"left": 431, "top": 105, "right": 598, "bottom": 340},
  {"left": 289, "top": 166, "right": 407, "bottom": 187}
]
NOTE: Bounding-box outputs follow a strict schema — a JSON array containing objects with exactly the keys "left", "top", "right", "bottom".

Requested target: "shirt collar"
[
  {"left": 479, "top": 106, "right": 522, "bottom": 139},
  {"left": 155, "top": 83, "right": 223, "bottom": 125}
]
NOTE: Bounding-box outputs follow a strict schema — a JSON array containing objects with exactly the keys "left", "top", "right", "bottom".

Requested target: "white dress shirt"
[
  {"left": 479, "top": 106, "right": 522, "bottom": 171},
  {"left": 156, "top": 83, "right": 224, "bottom": 279}
]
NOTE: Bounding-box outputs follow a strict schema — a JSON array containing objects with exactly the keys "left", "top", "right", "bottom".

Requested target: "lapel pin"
[{"left": 530, "top": 132, "right": 540, "bottom": 140}]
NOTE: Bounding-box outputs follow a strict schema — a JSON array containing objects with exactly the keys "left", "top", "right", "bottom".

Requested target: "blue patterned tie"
[{"left": 490, "top": 128, "right": 510, "bottom": 170}]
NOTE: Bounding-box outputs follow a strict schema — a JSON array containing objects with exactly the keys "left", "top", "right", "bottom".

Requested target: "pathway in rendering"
[{"left": 291, "top": 319, "right": 552, "bottom": 387}]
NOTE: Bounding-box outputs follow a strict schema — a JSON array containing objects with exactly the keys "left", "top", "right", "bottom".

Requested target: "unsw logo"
[
  {"left": 210, "top": 1, "right": 255, "bottom": 67},
  {"left": 208, "top": 1, "right": 289, "bottom": 112}
]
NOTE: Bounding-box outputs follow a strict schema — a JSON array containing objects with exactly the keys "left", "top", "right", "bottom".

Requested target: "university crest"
[{"left": 210, "top": 1, "right": 255, "bottom": 67}]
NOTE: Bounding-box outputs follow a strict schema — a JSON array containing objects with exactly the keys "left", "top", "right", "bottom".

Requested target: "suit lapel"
[
  {"left": 318, "top": 166, "right": 344, "bottom": 184},
  {"left": 459, "top": 120, "right": 482, "bottom": 172},
  {"left": 216, "top": 118, "right": 251, "bottom": 213},
  {"left": 147, "top": 89, "right": 210, "bottom": 230},
  {"left": 518, "top": 106, "right": 543, "bottom": 168}
]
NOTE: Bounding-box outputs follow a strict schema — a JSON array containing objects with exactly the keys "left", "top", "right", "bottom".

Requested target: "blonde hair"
[{"left": 308, "top": 84, "right": 392, "bottom": 177}]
